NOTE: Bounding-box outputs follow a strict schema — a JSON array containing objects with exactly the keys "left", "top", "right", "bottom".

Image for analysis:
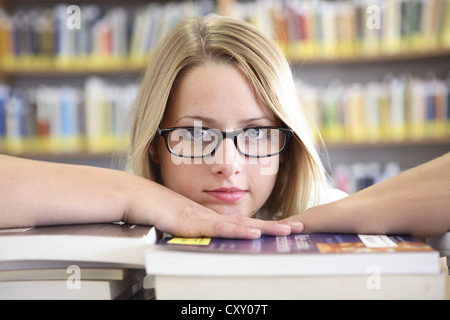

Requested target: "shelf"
[
  {"left": 2, "top": 150, "right": 127, "bottom": 160},
  {"left": 0, "top": 65, "right": 147, "bottom": 77},
  {"left": 0, "top": 49, "right": 449, "bottom": 77},
  {"left": 324, "top": 138, "right": 450, "bottom": 149},
  {"left": 0, "top": 57, "right": 150, "bottom": 77},
  {"left": 291, "top": 48, "right": 450, "bottom": 65}
]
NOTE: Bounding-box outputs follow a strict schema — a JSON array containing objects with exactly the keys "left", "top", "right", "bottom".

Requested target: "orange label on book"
[{"left": 167, "top": 237, "right": 211, "bottom": 245}]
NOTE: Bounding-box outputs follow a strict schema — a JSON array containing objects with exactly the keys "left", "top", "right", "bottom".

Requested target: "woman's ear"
[{"left": 148, "top": 141, "right": 160, "bottom": 164}]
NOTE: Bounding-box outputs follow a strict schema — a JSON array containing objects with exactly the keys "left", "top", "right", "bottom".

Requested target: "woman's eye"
[
  {"left": 186, "top": 128, "right": 209, "bottom": 140},
  {"left": 245, "top": 128, "right": 267, "bottom": 140},
  {"left": 193, "top": 129, "right": 203, "bottom": 138}
]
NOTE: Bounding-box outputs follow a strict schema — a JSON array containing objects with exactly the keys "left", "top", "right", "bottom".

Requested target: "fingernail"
[
  {"left": 277, "top": 223, "right": 291, "bottom": 231},
  {"left": 285, "top": 221, "right": 304, "bottom": 232},
  {"left": 248, "top": 228, "right": 261, "bottom": 236},
  {"left": 288, "top": 221, "right": 303, "bottom": 228}
]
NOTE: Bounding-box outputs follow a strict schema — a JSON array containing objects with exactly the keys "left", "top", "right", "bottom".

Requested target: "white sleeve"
[{"left": 306, "top": 187, "right": 348, "bottom": 210}]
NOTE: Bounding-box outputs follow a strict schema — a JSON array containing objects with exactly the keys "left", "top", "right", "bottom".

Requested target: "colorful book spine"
[
  {"left": 0, "top": 2, "right": 216, "bottom": 70},
  {"left": 0, "top": 85, "right": 10, "bottom": 150},
  {"left": 229, "top": 0, "right": 450, "bottom": 60},
  {"left": 1, "top": 0, "right": 449, "bottom": 69},
  {"left": 297, "top": 72, "right": 450, "bottom": 144},
  {"left": 0, "top": 78, "right": 137, "bottom": 155}
]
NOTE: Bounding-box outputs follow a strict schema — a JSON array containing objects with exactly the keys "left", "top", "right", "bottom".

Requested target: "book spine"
[
  {"left": 0, "top": 85, "right": 9, "bottom": 136},
  {"left": 447, "top": 73, "right": 450, "bottom": 136},
  {"left": 442, "top": 0, "right": 450, "bottom": 47},
  {"left": 84, "top": 77, "right": 107, "bottom": 153},
  {"left": 5, "top": 89, "right": 26, "bottom": 154},
  {"left": 0, "top": 85, "right": 10, "bottom": 151}
]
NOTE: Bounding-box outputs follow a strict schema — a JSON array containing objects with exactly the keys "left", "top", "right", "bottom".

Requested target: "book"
[
  {"left": 0, "top": 267, "right": 144, "bottom": 282},
  {"left": 154, "top": 272, "right": 444, "bottom": 300},
  {"left": 147, "top": 233, "right": 441, "bottom": 276},
  {"left": 0, "top": 223, "right": 156, "bottom": 269},
  {"left": 0, "top": 276, "right": 145, "bottom": 300},
  {"left": 146, "top": 233, "right": 445, "bottom": 299}
]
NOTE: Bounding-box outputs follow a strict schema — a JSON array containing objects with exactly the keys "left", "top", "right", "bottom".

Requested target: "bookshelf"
[
  {"left": 293, "top": 48, "right": 450, "bottom": 65},
  {"left": 0, "top": 0, "right": 449, "bottom": 191}
]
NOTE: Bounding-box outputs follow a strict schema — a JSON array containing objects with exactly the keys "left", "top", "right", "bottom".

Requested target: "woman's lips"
[{"left": 204, "top": 188, "right": 247, "bottom": 202}]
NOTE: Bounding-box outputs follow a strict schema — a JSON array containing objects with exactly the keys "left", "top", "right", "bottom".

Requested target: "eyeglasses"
[{"left": 157, "top": 126, "right": 293, "bottom": 158}]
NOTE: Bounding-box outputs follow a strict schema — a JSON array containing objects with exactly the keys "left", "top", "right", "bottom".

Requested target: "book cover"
[
  {"left": 156, "top": 233, "right": 432, "bottom": 254},
  {"left": 146, "top": 233, "right": 441, "bottom": 276}
]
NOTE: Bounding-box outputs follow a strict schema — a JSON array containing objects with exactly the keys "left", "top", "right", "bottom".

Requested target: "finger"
[
  {"left": 220, "top": 215, "right": 296, "bottom": 236},
  {"left": 279, "top": 216, "right": 305, "bottom": 233},
  {"left": 155, "top": 208, "right": 263, "bottom": 239},
  {"left": 278, "top": 220, "right": 304, "bottom": 234},
  {"left": 201, "top": 220, "right": 263, "bottom": 239},
  {"left": 167, "top": 218, "right": 262, "bottom": 239}
]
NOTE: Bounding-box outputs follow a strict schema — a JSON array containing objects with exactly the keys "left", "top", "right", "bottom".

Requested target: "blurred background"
[{"left": 0, "top": 0, "right": 449, "bottom": 194}]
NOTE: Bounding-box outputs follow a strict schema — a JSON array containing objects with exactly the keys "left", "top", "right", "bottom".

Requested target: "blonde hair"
[{"left": 127, "top": 15, "right": 326, "bottom": 219}]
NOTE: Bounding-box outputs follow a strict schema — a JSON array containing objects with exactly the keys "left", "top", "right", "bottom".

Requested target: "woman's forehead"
[{"left": 163, "top": 63, "right": 278, "bottom": 128}]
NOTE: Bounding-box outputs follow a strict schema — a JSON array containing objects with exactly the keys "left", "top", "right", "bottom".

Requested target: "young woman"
[
  {"left": 1, "top": 16, "right": 447, "bottom": 238},
  {"left": 0, "top": 16, "right": 345, "bottom": 237},
  {"left": 127, "top": 15, "right": 346, "bottom": 222}
]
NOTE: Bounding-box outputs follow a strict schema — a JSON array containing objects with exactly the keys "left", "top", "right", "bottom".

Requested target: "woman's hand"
[{"left": 121, "top": 175, "right": 304, "bottom": 239}]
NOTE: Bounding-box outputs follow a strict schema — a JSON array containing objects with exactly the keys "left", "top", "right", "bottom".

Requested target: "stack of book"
[
  {"left": 0, "top": 223, "right": 156, "bottom": 299},
  {"left": 3, "top": 222, "right": 447, "bottom": 299},
  {"left": 146, "top": 233, "right": 445, "bottom": 299}
]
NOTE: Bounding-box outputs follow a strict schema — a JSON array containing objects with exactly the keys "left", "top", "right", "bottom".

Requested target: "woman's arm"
[
  {"left": 0, "top": 155, "right": 300, "bottom": 238},
  {"left": 285, "top": 153, "right": 450, "bottom": 237}
]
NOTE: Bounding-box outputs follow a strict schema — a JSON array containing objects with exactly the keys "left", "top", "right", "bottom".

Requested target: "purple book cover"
[{"left": 156, "top": 233, "right": 433, "bottom": 255}]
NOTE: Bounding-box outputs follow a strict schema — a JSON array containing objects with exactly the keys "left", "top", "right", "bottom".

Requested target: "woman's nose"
[{"left": 209, "top": 137, "right": 243, "bottom": 177}]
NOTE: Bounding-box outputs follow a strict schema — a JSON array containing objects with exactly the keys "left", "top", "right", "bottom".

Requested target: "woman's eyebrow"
[
  {"left": 174, "top": 115, "right": 276, "bottom": 127},
  {"left": 239, "top": 117, "right": 276, "bottom": 126},
  {"left": 174, "top": 115, "right": 218, "bottom": 126}
]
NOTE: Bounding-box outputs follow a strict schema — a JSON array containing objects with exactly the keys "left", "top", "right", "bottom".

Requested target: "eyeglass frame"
[{"left": 157, "top": 126, "right": 293, "bottom": 159}]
